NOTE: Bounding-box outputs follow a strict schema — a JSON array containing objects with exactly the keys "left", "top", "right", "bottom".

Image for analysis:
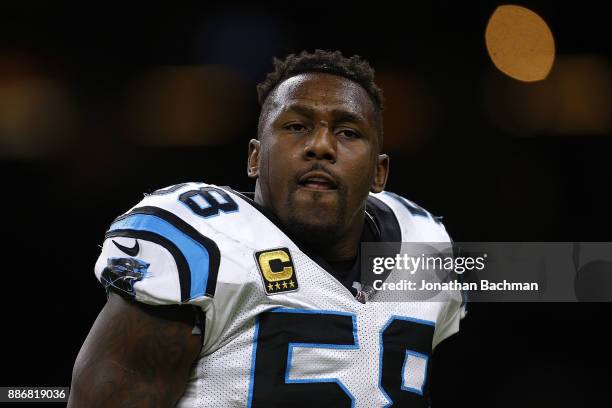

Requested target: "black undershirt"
[{"left": 326, "top": 216, "right": 379, "bottom": 296}]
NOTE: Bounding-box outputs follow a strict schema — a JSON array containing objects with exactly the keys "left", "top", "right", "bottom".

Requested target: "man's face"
[{"left": 248, "top": 73, "right": 388, "bottom": 246}]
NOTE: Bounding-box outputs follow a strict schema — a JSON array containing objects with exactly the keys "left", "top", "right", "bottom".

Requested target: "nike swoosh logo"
[{"left": 112, "top": 239, "right": 140, "bottom": 256}]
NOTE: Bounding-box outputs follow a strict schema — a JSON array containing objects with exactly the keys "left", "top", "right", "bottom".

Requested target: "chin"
[
  {"left": 286, "top": 205, "right": 342, "bottom": 246},
  {"left": 285, "top": 213, "right": 342, "bottom": 247},
  {"left": 284, "top": 185, "right": 347, "bottom": 246},
  {"left": 293, "top": 187, "right": 339, "bottom": 207}
]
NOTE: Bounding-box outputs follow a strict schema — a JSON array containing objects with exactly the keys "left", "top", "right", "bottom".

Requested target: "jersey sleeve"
[
  {"left": 372, "top": 190, "right": 467, "bottom": 346},
  {"left": 94, "top": 183, "right": 221, "bottom": 307},
  {"left": 371, "top": 191, "right": 451, "bottom": 242},
  {"left": 432, "top": 293, "right": 468, "bottom": 349}
]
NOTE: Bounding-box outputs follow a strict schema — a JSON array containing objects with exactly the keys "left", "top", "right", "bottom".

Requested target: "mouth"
[{"left": 298, "top": 171, "right": 338, "bottom": 191}]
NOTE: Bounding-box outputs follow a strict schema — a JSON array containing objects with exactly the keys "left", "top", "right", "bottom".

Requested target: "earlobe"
[
  {"left": 247, "top": 139, "right": 260, "bottom": 178},
  {"left": 371, "top": 154, "right": 389, "bottom": 193}
]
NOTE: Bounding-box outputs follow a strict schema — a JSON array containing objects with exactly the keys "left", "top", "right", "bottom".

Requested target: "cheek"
[
  {"left": 267, "top": 142, "right": 301, "bottom": 174},
  {"left": 340, "top": 148, "right": 376, "bottom": 189},
  {"left": 260, "top": 141, "right": 298, "bottom": 190}
]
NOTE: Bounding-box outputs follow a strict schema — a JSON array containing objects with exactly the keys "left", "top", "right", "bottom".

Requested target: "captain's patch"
[{"left": 254, "top": 248, "right": 298, "bottom": 295}]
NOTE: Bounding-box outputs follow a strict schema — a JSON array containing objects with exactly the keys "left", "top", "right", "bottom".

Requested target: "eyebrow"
[{"left": 281, "top": 104, "right": 368, "bottom": 126}]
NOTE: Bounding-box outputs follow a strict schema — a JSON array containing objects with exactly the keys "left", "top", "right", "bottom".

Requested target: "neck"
[{"left": 308, "top": 213, "right": 364, "bottom": 263}]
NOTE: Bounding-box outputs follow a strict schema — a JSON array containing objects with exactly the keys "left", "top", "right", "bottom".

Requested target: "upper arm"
[{"left": 68, "top": 292, "right": 202, "bottom": 408}]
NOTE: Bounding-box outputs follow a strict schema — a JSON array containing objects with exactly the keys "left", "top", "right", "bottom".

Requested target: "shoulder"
[
  {"left": 369, "top": 192, "right": 464, "bottom": 345},
  {"left": 96, "top": 182, "right": 265, "bottom": 305},
  {"left": 123, "top": 182, "right": 242, "bottom": 220},
  {"left": 122, "top": 183, "right": 290, "bottom": 248},
  {"left": 112, "top": 182, "right": 260, "bottom": 241},
  {"left": 367, "top": 191, "right": 451, "bottom": 243}
]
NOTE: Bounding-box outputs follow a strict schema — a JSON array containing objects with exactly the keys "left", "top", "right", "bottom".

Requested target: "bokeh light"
[
  {"left": 123, "top": 65, "right": 252, "bottom": 146},
  {"left": 0, "top": 75, "right": 77, "bottom": 158},
  {"left": 485, "top": 5, "right": 555, "bottom": 82},
  {"left": 376, "top": 70, "right": 434, "bottom": 152},
  {"left": 483, "top": 55, "right": 611, "bottom": 136}
]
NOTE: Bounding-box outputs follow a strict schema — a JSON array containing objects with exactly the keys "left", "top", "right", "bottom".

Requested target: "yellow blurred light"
[
  {"left": 375, "top": 70, "right": 433, "bottom": 152},
  {"left": 485, "top": 5, "right": 555, "bottom": 82},
  {"left": 124, "top": 65, "right": 251, "bottom": 146},
  {"left": 483, "top": 55, "right": 611, "bottom": 136},
  {"left": 0, "top": 77, "right": 77, "bottom": 158}
]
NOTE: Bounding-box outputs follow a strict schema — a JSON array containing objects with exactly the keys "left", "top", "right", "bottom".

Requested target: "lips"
[{"left": 298, "top": 171, "right": 338, "bottom": 190}]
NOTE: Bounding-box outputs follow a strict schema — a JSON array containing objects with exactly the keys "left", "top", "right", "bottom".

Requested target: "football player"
[{"left": 68, "top": 50, "right": 465, "bottom": 407}]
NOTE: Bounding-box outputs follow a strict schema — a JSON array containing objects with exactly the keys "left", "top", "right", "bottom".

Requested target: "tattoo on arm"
[{"left": 69, "top": 293, "right": 202, "bottom": 408}]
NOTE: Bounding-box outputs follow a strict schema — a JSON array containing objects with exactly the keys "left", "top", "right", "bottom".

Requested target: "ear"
[
  {"left": 247, "top": 139, "right": 261, "bottom": 178},
  {"left": 371, "top": 154, "right": 389, "bottom": 193}
]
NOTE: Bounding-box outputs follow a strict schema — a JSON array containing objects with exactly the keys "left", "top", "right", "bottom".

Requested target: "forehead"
[{"left": 270, "top": 72, "right": 376, "bottom": 120}]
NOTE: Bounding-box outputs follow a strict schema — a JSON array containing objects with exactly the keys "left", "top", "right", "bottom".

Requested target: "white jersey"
[{"left": 94, "top": 182, "right": 465, "bottom": 407}]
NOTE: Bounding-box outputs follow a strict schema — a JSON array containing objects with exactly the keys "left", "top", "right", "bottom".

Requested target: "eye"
[
  {"left": 284, "top": 123, "right": 308, "bottom": 132},
  {"left": 338, "top": 129, "right": 361, "bottom": 139}
]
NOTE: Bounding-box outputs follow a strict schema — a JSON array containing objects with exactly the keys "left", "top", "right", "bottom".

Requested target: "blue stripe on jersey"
[{"left": 109, "top": 213, "right": 209, "bottom": 299}]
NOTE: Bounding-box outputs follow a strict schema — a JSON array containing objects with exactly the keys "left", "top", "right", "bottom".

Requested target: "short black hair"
[{"left": 257, "top": 49, "right": 384, "bottom": 139}]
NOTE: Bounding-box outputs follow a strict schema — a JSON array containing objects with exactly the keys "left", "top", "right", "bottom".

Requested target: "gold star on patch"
[
  {"left": 289, "top": 280, "right": 295, "bottom": 288},
  {"left": 275, "top": 282, "right": 281, "bottom": 290},
  {"left": 268, "top": 283, "right": 274, "bottom": 291}
]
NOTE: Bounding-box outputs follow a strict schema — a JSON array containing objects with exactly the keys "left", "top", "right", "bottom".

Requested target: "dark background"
[{"left": 1, "top": 1, "right": 610, "bottom": 406}]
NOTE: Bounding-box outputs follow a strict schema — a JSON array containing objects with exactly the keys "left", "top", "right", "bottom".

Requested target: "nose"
[{"left": 303, "top": 123, "right": 337, "bottom": 163}]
